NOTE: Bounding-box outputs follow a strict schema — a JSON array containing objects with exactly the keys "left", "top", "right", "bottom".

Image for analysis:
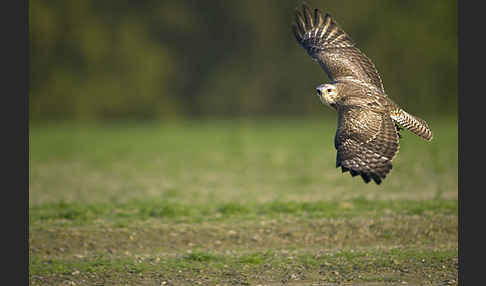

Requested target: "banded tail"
[
  {"left": 390, "top": 109, "right": 433, "bottom": 141},
  {"left": 292, "top": 3, "right": 355, "bottom": 53}
]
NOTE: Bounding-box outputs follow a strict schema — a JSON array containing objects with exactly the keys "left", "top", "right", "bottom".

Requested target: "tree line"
[{"left": 30, "top": 0, "right": 457, "bottom": 121}]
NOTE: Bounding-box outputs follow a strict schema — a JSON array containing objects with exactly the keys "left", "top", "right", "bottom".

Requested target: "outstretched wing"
[
  {"left": 334, "top": 105, "right": 399, "bottom": 184},
  {"left": 292, "top": 4, "right": 385, "bottom": 93}
]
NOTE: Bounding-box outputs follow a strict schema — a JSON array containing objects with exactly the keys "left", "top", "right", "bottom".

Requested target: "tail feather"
[{"left": 391, "top": 109, "right": 433, "bottom": 141}]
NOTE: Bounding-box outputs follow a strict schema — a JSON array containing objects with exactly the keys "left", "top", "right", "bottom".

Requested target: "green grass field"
[{"left": 29, "top": 116, "right": 458, "bottom": 285}]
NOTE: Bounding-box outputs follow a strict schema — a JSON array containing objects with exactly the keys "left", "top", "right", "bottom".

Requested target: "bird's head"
[{"left": 316, "top": 84, "right": 338, "bottom": 109}]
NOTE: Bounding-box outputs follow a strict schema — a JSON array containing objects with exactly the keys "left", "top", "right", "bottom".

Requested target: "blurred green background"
[{"left": 30, "top": 0, "right": 457, "bottom": 122}]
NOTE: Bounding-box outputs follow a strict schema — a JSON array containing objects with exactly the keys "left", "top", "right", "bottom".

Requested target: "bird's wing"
[
  {"left": 334, "top": 104, "right": 399, "bottom": 184},
  {"left": 292, "top": 3, "right": 385, "bottom": 94}
]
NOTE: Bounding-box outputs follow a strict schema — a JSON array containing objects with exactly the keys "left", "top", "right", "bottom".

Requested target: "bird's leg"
[{"left": 395, "top": 122, "right": 403, "bottom": 139}]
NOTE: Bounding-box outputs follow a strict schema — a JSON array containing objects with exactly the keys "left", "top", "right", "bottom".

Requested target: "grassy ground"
[{"left": 29, "top": 116, "right": 458, "bottom": 285}]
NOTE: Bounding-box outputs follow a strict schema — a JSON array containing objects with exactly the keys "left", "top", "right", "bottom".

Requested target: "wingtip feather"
[
  {"left": 302, "top": 4, "right": 314, "bottom": 29},
  {"left": 292, "top": 24, "right": 302, "bottom": 43},
  {"left": 339, "top": 166, "right": 386, "bottom": 185}
]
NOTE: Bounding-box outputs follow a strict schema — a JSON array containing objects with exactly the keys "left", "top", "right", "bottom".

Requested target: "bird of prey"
[{"left": 292, "top": 3, "right": 433, "bottom": 184}]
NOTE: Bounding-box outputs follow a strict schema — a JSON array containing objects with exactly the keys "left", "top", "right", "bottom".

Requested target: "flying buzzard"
[{"left": 292, "top": 4, "right": 433, "bottom": 184}]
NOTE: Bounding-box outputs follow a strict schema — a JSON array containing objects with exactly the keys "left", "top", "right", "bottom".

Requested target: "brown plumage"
[{"left": 293, "top": 3, "right": 433, "bottom": 184}]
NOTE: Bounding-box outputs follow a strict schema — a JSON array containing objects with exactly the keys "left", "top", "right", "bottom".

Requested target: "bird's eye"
[{"left": 327, "top": 88, "right": 333, "bottom": 93}]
